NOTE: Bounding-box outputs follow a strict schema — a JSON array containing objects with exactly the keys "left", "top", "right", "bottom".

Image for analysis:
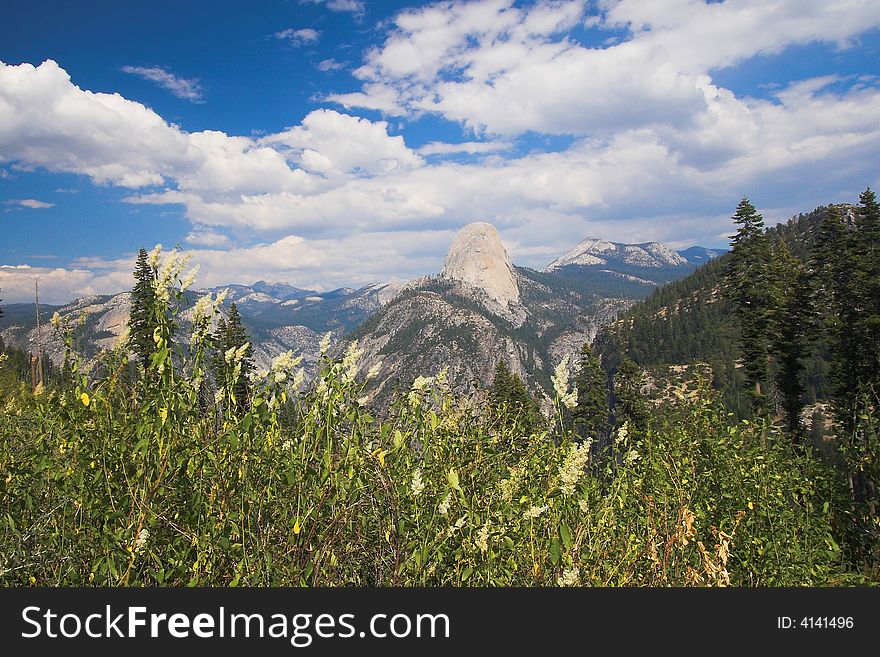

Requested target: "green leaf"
[
  {"left": 560, "top": 523, "right": 572, "bottom": 550},
  {"left": 550, "top": 537, "right": 560, "bottom": 564}
]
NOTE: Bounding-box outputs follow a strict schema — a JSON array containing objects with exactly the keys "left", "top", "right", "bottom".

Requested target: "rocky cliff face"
[
  {"left": 441, "top": 222, "right": 520, "bottom": 307},
  {"left": 349, "top": 225, "right": 632, "bottom": 406}
]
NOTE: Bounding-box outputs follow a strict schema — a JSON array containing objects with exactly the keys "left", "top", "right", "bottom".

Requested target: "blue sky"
[{"left": 2, "top": 0, "right": 880, "bottom": 303}]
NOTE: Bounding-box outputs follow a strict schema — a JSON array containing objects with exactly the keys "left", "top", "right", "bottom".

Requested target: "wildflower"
[
  {"left": 476, "top": 521, "right": 490, "bottom": 553},
  {"left": 134, "top": 528, "right": 149, "bottom": 555},
  {"left": 616, "top": 421, "right": 629, "bottom": 446},
  {"left": 180, "top": 264, "right": 199, "bottom": 291},
  {"left": 224, "top": 342, "right": 250, "bottom": 365},
  {"left": 557, "top": 567, "right": 580, "bottom": 587},
  {"left": 552, "top": 355, "right": 578, "bottom": 409},
  {"left": 292, "top": 369, "right": 305, "bottom": 389},
  {"left": 438, "top": 492, "right": 452, "bottom": 516},
  {"left": 559, "top": 439, "right": 592, "bottom": 496},
  {"left": 523, "top": 504, "right": 549, "bottom": 520},
  {"left": 578, "top": 499, "right": 590, "bottom": 514},
  {"left": 274, "top": 372, "right": 287, "bottom": 384},
  {"left": 213, "top": 287, "right": 229, "bottom": 309},
  {"left": 271, "top": 350, "right": 302, "bottom": 372},
  {"left": 446, "top": 515, "right": 467, "bottom": 537},
  {"left": 624, "top": 449, "right": 640, "bottom": 466},
  {"left": 342, "top": 340, "right": 363, "bottom": 382},
  {"left": 191, "top": 293, "right": 213, "bottom": 325},
  {"left": 412, "top": 375, "right": 434, "bottom": 390},
  {"left": 409, "top": 375, "right": 434, "bottom": 408},
  {"left": 499, "top": 465, "right": 524, "bottom": 502},
  {"left": 319, "top": 332, "right": 332, "bottom": 355},
  {"left": 366, "top": 361, "right": 383, "bottom": 381},
  {"left": 147, "top": 244, "right": 162, "bottom": 269},
  {"left": 224, "top": 346, "right": 238, "bottom": 363},
  {"left": 80, "top": 392, "right": 90, "bottom": 407},
  {"left": 411, "top": 469, "right": 425, "bottom": 497},
  {"left": 51, "top": 311, "right": 61, "bottom": 329}
]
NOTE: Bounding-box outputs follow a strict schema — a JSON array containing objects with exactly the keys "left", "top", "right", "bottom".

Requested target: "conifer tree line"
[{"left": 725, "top": 190, "right": 879, "bottom": 516}]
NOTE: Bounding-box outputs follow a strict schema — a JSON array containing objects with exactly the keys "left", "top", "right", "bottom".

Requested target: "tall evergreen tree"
[
  {"left": 725, "top": 198, "right": 774, "bottom": 415},
  {"left": 854, "top": 188, "right": 880, "bottom": 398},
  {"left": 572, "top": 342, "right": 608, "bottom": 441},
  {"left": 128, "top": 248, "right": 158, "bottom": 374},
  {"left": 212, "top": 302, "right": 254, "bottom": 410},
  {"left": 768, "top": 241, "right": 811, "bottom": 438},
  {"left": 613, "top": 357, "right": 649, "bottom": 431}
]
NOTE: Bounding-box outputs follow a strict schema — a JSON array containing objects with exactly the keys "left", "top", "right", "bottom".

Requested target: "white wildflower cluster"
[
  {"left": 523, "top": 504, "right": 549, "bottom": 520},
  {"left": 552, "top": 355, "right": 578, "bottom": 409},
  {"left": 446, "top": 515, "right": 467, "bottom": 538},
  {"left": 558, "top": 439, "right": 592, "bottom": 496},
  {"left": 153, "top": 247, "right": 194, "bottom": 304},
  {"left": 408, "top": 375, "right": 434, "bottom": 408},
  {"left": 319, "top": 332, "right": 332, "bottom": 355},
  {"left": 499, "top": 464, "right": 525, "bottom": 502},
  {"left": 438, "top": 492, "right": 453, "bottom": 516},
  {"left": 410, "top": 468, "right": 425, "bottom": 497},
  {"left": 270, "top": 350, "right": 303, "bottom": 382},
  {"left": 147, "top": 244, "right": 162, "bottom": 269},
  {"left": 476, "top": 521, "right": 490, "bottom": 554},
  {"left": 50, "top": 311, "right": 62, "bottom": 329},
  {"left": 578, "top": 499, "right": 590, "bottom": 514},
  {"left": 134, "top": 528, "right": 149, "bottom": 555},
  {"left": 341, "top": 340, "right": 364, "bottom": 383},
  {"left": 624, "top": 449, "right": 641, "bottom": 466},
  {"left": 180, "top": 264, "right": 199, "bottom": 292},
  {"left": 616, "top": 421, "right": 629, "bottom": 446},
  {"left": 366, "top": 361, "right": 383, "bottom": 381},
  {"left": 225, "top": 342, "right": 250, "bottom": 364},
  {"left": 556, "top": 567, "right": 580, "bottom": 587}
]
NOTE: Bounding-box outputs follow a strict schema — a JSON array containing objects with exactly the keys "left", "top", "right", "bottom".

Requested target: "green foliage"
[
  {"left": 726, "top": 198, "right": 774, "bottom": 415},
  {"left": 212, "top": 302, "right": 254, "bottom": 411},
  {"left": 128, "top": 247, "right": 160, "bottom": 374},
  {"left": 0, "top": 262, "right": 865, "bottom": 587},
  {"left": 490, "top": 360, "right": 541, "bottom": 433},
  {"left": 572, "top": 342, "right": 608, "bottom": 442}
]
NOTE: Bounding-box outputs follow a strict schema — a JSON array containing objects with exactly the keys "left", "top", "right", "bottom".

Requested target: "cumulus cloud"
[
  {"left": 121, "top": 65, "right": 204, "bottom": 102},
  {"left": 0, "top": 263, "right": 131, "bottom": 304},
  {"left": 274, "top": 28, "right": 320, "bottom": 46}
]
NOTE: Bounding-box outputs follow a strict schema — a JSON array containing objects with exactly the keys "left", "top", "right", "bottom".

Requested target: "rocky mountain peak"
[
  {"left": 441, "top": 222, "right": 519, "bottom": 306},
  {"left": 544, "top": 237, "right": 688, "bottom": 271}
]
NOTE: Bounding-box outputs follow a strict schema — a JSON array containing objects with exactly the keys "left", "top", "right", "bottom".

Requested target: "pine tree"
[
  {"left": 613, "top": 357, "right": 649, "bottom": 431},
  {"left": 768, "top": 241, "right": 811, "bottom": 438},
  {"left": 128, "top": 248, "right": 158, "bottom": 375},
  {"left": 212, "top": 302, "right": 254, "bottom": 410},
  {"left": 572, "top": 342, "right": 608, "bottom": 442},
  {"left": 854, "top": 188, "right": 880, "bottom": 399},
  {"left": 0, "top": 286, "right": 4, "bottom": 322},
  {"left": 491, "top": 359, "right": 539, "bottom": 432},
  {"left": 725, "top": 198, "right": 774, "bottom": 415}
]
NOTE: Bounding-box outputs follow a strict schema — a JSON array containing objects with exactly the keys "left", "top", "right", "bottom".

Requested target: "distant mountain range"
[{"left": 0, "top": 229, "right": 725, "bottom": 399}]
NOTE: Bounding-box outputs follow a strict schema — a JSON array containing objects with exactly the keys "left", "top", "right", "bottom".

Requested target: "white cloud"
[
  {"left": 418, "top": 140, "right": 513, "bottom": 155},
  {"left": 262, "top": 109, "right": 423, "bottom": 178},
  {"left": 274, "top": 28, "right": 320, "bottom": 46},
  {"left": 121, "top": 65, "right": 204, "bottom": 102},
  {"left": 185, "top": 228, "right": 231, "bottom": 247},
  {"left": 5, "top": 198, "right": 55, "bottom": 209},
  {"left": 302, "top": 0, "right": 365, "bottom": 16},
  {"left": 0, "top": 263, "right": 131, "bottom": 304},
  {"left": 317, "top": 58, "right": 346, "bottom": 72}
]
